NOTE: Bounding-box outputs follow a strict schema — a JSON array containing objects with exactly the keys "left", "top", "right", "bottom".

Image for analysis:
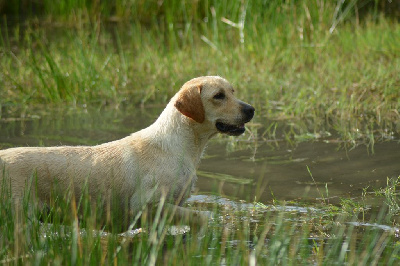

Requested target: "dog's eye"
[{"left": 213, "top": 92, "right": 225, "bottom": 100}]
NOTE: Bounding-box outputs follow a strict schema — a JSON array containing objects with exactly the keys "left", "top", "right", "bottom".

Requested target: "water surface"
[{"left": 1, "top": 106, "right": 399, "bottom": 205}]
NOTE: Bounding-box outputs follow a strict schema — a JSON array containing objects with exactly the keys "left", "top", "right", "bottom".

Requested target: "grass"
[
  {"left": 0, "top": 0, "right": 399, "bottom": 145},
  {"left": 0, "top": 0, "right": 400, "bottom": 264},
  {"left": 1, "top": 173, "right": 400, "bottom": 264},
  {"left": 373, "top": 176, "right": 400, "bottom": 216}
]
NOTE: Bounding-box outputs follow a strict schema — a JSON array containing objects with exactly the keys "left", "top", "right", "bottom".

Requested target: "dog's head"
[{"left": 175, "top": 76, "right": 254, "bottom": 136}]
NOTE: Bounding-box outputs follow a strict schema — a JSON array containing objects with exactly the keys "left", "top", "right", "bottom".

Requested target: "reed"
[
  {"left": 1, "top": 173, "right": 399, "bottom": 264},
  {"left": 1, "top": 1, "right": 398, "bottom": 145}
]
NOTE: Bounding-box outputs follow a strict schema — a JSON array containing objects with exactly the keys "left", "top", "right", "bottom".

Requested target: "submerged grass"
[{"left": 0, "top": 0, "right": 399, "bottom": 145}]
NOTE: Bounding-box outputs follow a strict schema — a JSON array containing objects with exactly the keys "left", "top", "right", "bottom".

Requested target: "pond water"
[{"left": 0, "top": 105, "right": 399, "bottom": 206}]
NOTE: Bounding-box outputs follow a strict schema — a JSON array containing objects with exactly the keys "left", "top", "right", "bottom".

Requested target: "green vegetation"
[
  {"left": 1, "top": 0, "right": 400, "bottom": 264},
  {"left": 1, "top": 173, "right": 400, "bottom": 264},
  {"left": 0, "top": 0, "right": 399, "bottom": 144},
  {"left": 374, "top": 176, "right": 400, "bottom": 216}
]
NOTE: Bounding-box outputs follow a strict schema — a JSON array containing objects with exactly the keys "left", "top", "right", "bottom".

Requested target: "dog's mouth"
[{"left": 215, "top": 121, "right": 246, "bottom": 136}]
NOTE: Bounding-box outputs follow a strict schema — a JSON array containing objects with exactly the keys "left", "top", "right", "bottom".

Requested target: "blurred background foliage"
[{"left": 0, "top": 0, "right": 398, "bottom": 26}]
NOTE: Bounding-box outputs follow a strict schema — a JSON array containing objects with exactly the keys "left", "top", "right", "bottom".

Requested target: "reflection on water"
[
  {"left": 1, "top": 106, "right": 399, "bottom": 205},
  {"left": 199, "top": 138, "right": 400, "bottom": 204}
]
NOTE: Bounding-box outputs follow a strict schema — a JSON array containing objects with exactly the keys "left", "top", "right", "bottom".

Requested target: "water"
[
  {"left": 199, "top": 137, "right": 400, "bottom": 204},
  {"left": 1, "top": 105, "right": 399, "bottom": 205}
]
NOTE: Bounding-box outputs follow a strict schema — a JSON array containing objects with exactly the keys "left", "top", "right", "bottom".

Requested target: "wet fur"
[{"left": 0, "top": 76, "right": 254, "bottom": 230}]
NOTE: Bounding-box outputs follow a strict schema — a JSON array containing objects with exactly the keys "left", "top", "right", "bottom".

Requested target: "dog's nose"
[{"left": 241, "top": 103, "right": 255, "bottom": 121}]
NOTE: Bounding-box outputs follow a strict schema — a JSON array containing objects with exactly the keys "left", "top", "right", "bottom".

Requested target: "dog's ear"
[{"left": 174, "top": 85, "right": 205, "bottom": 123}]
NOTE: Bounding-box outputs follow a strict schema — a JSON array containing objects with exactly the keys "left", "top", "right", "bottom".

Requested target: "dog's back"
[{"left": 0, "top": 144, "right": 130, "bottom": 206}]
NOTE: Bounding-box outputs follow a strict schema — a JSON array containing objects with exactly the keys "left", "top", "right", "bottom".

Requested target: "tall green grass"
[
  {"left": 0, "top": 1, "right": 399, "bottom": 144},
  {"left": 1, "top": 2, "right": 399, "bottom": 263},
  {"left": 1, "top": 173, "right": 400, "bottom": 264}
]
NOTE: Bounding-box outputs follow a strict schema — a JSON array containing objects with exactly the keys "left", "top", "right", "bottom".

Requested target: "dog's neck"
[{"left": 143, "top": 102, "right": 216, "bottom": 166}]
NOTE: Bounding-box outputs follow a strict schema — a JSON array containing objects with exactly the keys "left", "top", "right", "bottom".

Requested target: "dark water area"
[
  {"left": 200, "top": 138, "right": 400, "bottom": 204},
  {"left": 0, "top": 105, "right": 399, "bottom": 206}
]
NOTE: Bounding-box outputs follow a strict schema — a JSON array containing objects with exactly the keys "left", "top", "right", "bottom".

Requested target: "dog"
[{"left": 0, "top": 76, "right": 254, "bottom": 230}]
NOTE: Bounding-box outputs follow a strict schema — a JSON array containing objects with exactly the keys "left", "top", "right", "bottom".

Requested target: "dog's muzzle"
[{"left": 216, "top": 102, "right": 255, "bottom": 136}]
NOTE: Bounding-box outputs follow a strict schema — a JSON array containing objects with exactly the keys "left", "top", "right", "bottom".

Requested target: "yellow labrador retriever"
[{"left": 0, "top": 76, "right": 254, "bottom": 229}]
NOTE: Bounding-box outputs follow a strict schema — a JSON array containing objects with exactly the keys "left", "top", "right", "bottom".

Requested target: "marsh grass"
[
  {"left": 1, "top": 2, "right": 400, "bottom": 262},
  {"left": 373, "top": 176, "right": 400, "bottom": 216},
  {"left": 0, "top": 1, "right": 399, "bottom": 145},
  {"left": 1, "top": 172, "right": 400, "bottom": 264}
]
